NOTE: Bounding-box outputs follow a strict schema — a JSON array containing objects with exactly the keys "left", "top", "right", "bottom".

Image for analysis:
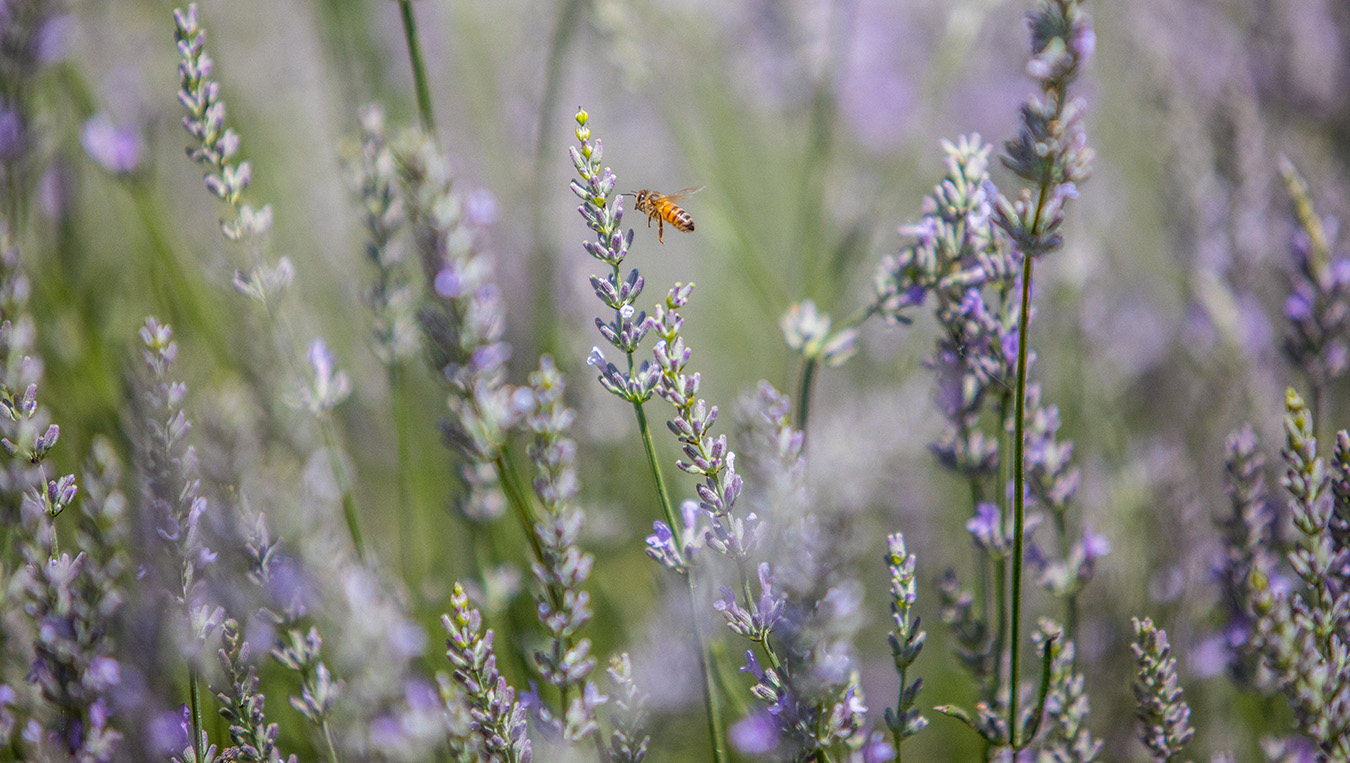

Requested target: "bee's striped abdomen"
[{"left": 670, "top": 206, "right": 694, "bottom": 232}]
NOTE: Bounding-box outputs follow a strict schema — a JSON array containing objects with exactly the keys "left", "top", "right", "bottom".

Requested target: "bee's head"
[{"left": 623, "top": 190, "right": 646, "bottom": 204}]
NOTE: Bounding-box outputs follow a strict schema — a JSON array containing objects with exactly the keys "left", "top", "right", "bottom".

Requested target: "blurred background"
[{"left": 9, "top": 0, "right": 1350, "bottom": 759}]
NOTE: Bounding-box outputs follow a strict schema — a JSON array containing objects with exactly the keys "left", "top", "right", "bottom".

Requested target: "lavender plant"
[
  {"left": 341, "top": 104, "right": 420, "bottom": 574},
  {"left": 212, "top": 618, "right": 296, "bottom": 763},
  {"left": 1216, "top": 425, "right": 1278, "bottom": 691},
  {"left": 13, "top": 435, "right": 124, "bottom": 762},
  {"left": 1247, "top": 390, "right": 1350, "bottom": 757},
  {"left": 0, "top": 0, "right": 61, "bottom": 226},
  {"left": 866, "top": 0, "right": 1096, "bottom": 754},
  {"left": 1130, "top": 617, "right": 1194, "bottom": 762},
  {"left": 9, "top": 0, "right": 1350, "bottom": 760},
  {"left": 883, "top": 533, "right": 926, "bottom": 756},
  {"left": 134, "top": 317, "right": 225, "bottom": 763},
  {"left": 522, "top": 356, "right": 603, "bottom": 742},
  {"left": 1277, "top": 158, "right": 1350, "bottom": 436},
  {"left": 442, "top": 582, "right": 533, "bottom": 763},
  {"left": 571, "top": 108, "right": 727, "bottom": 761},
  {"left": 576, "top": 113, "right": 892, "bottom": 763},
  {"left": 174, "top": 3, "right": 365, "bottom": 563}
]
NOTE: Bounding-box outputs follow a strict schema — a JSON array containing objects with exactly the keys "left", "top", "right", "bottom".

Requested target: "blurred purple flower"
[
  {"left": 730, "top": 710, "right": 779, "bottom": 755},
  {"left": 434, "top": 265, "right": 463, "bottom": 298},
  {"left": 81, "top": 115, "right": 144, "bottom": 175},
  {"left": 1081, "top": 526, "right": 1111, "bottom": 562},
  {"left": 465, "top": 187, "right": 499, "bottom": 227},
  {"left": 0, "top": 105, "right": 22, "bottom": 160},
  {"left": 966, "top": 501, "right": 1007, "bottom": 554}
]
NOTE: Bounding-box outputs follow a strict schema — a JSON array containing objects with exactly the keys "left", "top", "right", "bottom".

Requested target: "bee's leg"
[{"left": 657, "top": 218, "right": 665, "bottom": 244}]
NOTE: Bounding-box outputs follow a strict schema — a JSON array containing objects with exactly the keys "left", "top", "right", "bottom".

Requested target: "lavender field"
[{"left": 1, "top": 0, "right": 1348, "bottom": 760}]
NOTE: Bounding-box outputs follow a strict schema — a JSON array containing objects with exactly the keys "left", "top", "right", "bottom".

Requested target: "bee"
[{"left": 624, "top": 186, "right": 704, "bottom": 244}]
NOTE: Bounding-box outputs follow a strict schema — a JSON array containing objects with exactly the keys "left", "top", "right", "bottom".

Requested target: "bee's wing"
[{"left": 663, "top": 185, "right": 706, "bottom": 202}]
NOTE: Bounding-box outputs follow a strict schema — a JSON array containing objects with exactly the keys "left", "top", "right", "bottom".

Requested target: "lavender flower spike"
[
  {"left": 443, "top": 582, "right": 532, "bottom": 763},
  {"left": 1131, "top": 617, "right": 1194, "bottom": 761},
  {"left": 883, "top": 533, "right": 927, "bottom": 749}
]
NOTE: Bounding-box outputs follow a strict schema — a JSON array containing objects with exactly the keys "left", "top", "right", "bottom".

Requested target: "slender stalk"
[
  {"left": 321, "top": 718, "right": 342, "bottom": 763},
  {"left": 632, "top": 400, "right": 679, "bottom": 533},
  {"left": 1052, "top": 510, "right": 1078, "bottom": 640},
  {"left": 388, "top": 363, "right": 416, "bottom": 581},
  {"left": 532, "top": 0, "right": 583, "bottom": 215},
  {"left": 794, "top": 301, "right": 877, "bottom": 436},
  {"left": 1007, "top": 183, "right": 1049, "bottom": 748},
  {"left": 129, "top": 183, "right": 232, "bottom": 365},
  {"left": 492, "top": 450, "right": 545, "bottom": 570},
  {"left": 320, "top": 413, "right": 366, "bottom": 564},
  {"left": 188, "top": 665, "right": 205, "bottom": 761},
  {"left": 795, "top": 356, "right": 818, "bottom": 433},
  {"left": 397, "top": 0, "right": 436, "bottom": 134},
  {"left": 684, "top": 564, "right": 730, "bottom": 763}
]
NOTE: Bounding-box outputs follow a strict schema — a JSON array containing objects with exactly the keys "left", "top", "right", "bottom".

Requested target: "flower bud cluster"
[{"left": 442, "top": 583, "right": 533, "bottom": 763}]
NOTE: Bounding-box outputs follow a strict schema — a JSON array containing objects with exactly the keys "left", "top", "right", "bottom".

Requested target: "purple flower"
[
  {"left": 1081, "top": 526, "right": 1111, "bottom": 562},
  {"left": 81, "top": 115, "right": 144, "bottom": 175},
  {"left": 434, "top": 266, "right": 463, "bottom": 298},
  {"left": 730, "top": 711, "right": 779, "bottom": 755},
  {"left": 966, "top": 501, "right": 1007, "bottom": 555},
  {"left": 0, "top": 105, "right": 22, "bottom": 160}
]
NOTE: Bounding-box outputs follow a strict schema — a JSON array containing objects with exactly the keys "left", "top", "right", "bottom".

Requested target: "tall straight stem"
[
  {"left": 397, "top": 0, "right": 436, "bottom": 134},
  {"left": 188, "top": 665, "right": 205, "bottom": 760},
  {"left": 1008, "top": 181, "right": 1048, "bottom": 746},
  {"left": 1008, "top": 250, "right": 1033, "bottom": 747}
]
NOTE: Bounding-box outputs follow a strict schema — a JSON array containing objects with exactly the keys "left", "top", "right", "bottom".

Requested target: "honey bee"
[{"left": 624, "top": 186, "right": 704, "bottom": 244}]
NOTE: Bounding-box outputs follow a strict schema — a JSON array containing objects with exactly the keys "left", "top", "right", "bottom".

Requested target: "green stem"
[
  {"left": 320, "top": 413, "right": 367, "bottom": 564},
  {"left": 795, "top": 301, "right": 879, "bottom": 436},
  {"left": 321, "top": 718, "right": 342, "bottom": 763},
  {"left": 493, "top": 450, "right": 545, "bottom": 567},
  {"left": 1051, "top": 510, "right": 1078, "bottom": 641},
  {"left": 188, "top": 665, "right": 205, "bottom": 761},
  {"left": 632, "top": 400, "right": 679, "bottom": 532},
  {"left": 795, "top": 356, "right": 818, "bottom": 433},
  {"left": 1008, "top": 179, "right": 1048, "bottom": 746},
  {"left": 1007, "top": 252, "right": 1034, "bottom": 747},
  {"left": 397, "top": 0, "right": 436, "bottom": 134},
  {"left": 685, "top": 564, "right": 730, "bottom": 763},
  {"left": 128, "top": 183, "right": 232, "bottom": 366},
  {"left": 388, "top": 362, "right": 416, "bottom": 582}
]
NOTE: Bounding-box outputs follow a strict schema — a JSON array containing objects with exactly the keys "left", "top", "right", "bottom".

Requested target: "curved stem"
[{"left": 397, "top": 0, "right": 436, "bottom": 134}]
